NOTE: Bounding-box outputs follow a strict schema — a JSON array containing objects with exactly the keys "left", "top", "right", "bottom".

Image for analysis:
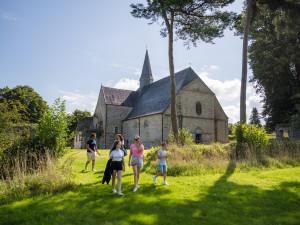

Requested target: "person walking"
[
  {"left": 128, "top": 135, "right": 144, "bottom": 192},
  {"left": 85, "top": 133, "right": 100, "bottom": 172},
  {"left": 110, "top": 140, "right": 125, "bottom": 196},
  {"left": 153, "top": 142, "right": 168, "bottom": 185}
]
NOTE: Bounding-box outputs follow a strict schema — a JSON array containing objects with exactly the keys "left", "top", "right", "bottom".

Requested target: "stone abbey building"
[{"left": 74, "top": 51, "right": 228, "bottom": 148}]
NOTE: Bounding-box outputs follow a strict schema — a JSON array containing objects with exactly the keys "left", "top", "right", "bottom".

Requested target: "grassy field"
[{"left": 1, "top": 149, "right": 300, "bottom": 225}]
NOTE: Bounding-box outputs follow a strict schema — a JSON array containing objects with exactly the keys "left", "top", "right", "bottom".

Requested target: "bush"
[
  {"left": 0, "top": 98, "right": 69, "bottom": 179},
  {"left": 168, "top": 128, "right": 194, "bottom": 146},
  {"left": 235, "top": 124, "right": 269, "bottom": 159},
  {"left": 36, "top": 98, "right": 68, "bottom": 157}
]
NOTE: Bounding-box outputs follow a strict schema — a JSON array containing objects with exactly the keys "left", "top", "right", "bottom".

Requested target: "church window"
[
  {"left": 196, "top": 102, "right": 202, "bottom": 115},
  {"left": 144, "top": 120, "right": 149, "bottom": 128}
]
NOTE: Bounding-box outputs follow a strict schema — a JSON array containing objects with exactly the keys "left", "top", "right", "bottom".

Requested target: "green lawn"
[{"left": 1, "top": 149, "right": 300, "bottom": 225}]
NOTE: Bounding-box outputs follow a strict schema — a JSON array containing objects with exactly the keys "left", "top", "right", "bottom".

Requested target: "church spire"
[{"left": 139, "top": 50, "right": 153, "bottom": 90}]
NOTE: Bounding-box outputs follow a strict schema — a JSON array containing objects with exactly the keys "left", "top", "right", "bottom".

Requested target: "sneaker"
[
  {"left": 163, "top": 181, "right": 168, "bottom": 185},
  {"left": 112, "top": 189, "right": 117, "bottom": 193},
  {"left": 84, "top": 168, "right": 89, "bottom": 172},
  {"left": 117, "top": 192, "right": 124, "bottom": 196},
  {"left": 152, "top": 175, "right": 157, "bottom": 184},
  {"left": 133, "top": 186, "right": 138, "bottom": 192},
  {"left": 92, "top": 169, "right": 97, "bottom": 172}
]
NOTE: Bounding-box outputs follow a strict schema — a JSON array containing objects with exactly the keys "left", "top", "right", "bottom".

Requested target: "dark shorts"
[{"left": 111, "top": 161, "right": 123, "bottom": 171}]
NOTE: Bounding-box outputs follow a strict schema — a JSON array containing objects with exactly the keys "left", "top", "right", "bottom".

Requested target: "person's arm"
[
  {"left": 109, "top": 151, "right": 113, "bottom": 159},
  {"left": 86, "top": 144, "right": 93, "bottom": 152},
  {"left": 157, "top": 151, "right": 162, "bottom": 159},
  {"left": 96, "top": 149, "right": 100, "bottom": 156},
  {"left": 140, "top": 144, "right": 144, "bottom": 154},
  {"left": 128, "top": 149, "right": 132, "bottom": 167}
]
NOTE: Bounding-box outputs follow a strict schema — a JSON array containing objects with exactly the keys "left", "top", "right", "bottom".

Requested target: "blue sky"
[{"left": 0, "top": 0, "right": 261, "bottom": 123}]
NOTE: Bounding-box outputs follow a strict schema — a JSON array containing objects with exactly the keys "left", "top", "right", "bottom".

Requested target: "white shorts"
[{"left": 87, "top": 151, "right": 96, "bottom": 161}]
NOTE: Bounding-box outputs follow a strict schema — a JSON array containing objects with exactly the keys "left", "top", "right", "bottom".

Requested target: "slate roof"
[
  {"left": 140, "top": 50, "right": 153, "bottom": 82},
  {"left": 126, "top": 67, "right": 200, "bottom": 119},
  {"left": 101, "top": 86, "right": 136, "bottom": 106},
  {"left": 101, "top": 67, "right": 212, "bottom": 120}
]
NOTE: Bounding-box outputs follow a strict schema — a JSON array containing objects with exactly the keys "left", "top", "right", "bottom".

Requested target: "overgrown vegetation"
[
  {"left": 168, "top": 128, "right": 194, "bottom": 146},
  {"left": 0, "top": 99, "right": 69, "bottom": 179},
  {"left": 144, "top": 126, "right": 300, "bottom": 176},
  {"left": 0, "top": 154, "right": 74, "bottom": 203}
]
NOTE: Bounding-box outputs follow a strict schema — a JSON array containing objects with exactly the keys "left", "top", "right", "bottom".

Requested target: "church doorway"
[{"left": 195, "top": 128, "right": 202, "bottom": 144}]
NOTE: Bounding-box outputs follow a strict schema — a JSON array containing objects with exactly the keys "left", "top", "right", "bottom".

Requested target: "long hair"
[
  {"left": 111, "top": 140, "right": 121, "bottom": 151},
  {"left": 116, "top": 134, "right": 124, "bottom": 141}
]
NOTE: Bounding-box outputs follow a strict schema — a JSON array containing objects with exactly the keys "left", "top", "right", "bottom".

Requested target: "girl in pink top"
[{"left": 128, "top": 135, "right": 144, "bottom": 192}]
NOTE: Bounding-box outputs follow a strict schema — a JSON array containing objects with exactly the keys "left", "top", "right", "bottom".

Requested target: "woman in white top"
[{"left": 110, "top": 140, "right": 125, "bottom": 196}]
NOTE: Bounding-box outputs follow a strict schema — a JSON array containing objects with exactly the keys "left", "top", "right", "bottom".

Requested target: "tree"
[
  {"left": 247, "top": 2, "right": 300, "bottom": 130},
  {"left": 0, "top": 86, "right": 48, "bottom": 124},
  {"left": 66, "top": 109, "right": 91, "bottom": 144},
  {"left": 131, "top": 0, "right": 236, "bottom": 141},
  {"left": 37, "top": 98, "right": 68, "bottom": 157},
  {"left": 249, "top": 107, "right": 261, "bottom": 126},
  {"left": 240, "top": 0, "right": 257, "bottom": 124}
]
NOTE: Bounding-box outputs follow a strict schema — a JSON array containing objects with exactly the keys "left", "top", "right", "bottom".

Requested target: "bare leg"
[
  {"left": 117, "top": 170, "right": 123, "bottom": 193},
  {"left": 132, "top": 166, "right": 138, "bottom": 188},
  {"left": 112, "top": 170, "right": 116, "bottom": 191},
  {"left": 163, "top": 172, "right": 167, "bottom": 183},
  {"left": 136, "top": 166, "right": 141, "bottom": 185},
  {"left": 85, "top": 161, "right": 90, "bottom": 170},
  {"left": 92, "top": 160, "right": 95, "bottom": 171}
]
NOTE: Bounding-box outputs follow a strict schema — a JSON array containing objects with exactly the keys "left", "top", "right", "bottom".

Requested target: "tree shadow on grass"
[{"left": 0, "top": 161, "right": 300, "bottom": 225}]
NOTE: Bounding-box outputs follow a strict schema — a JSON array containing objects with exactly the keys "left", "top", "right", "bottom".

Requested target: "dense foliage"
[
  {"left": 249, "top": 107, "right": 261, "bottom": 126},
  {"left": 235, "top": 124, "right": 269, "bottom": 159},
  {"left": 236, "top": 1, "right": 300, "bottom": 130},
  {"left": 0, "top": 86, "right": 48, "bottom": 124}
]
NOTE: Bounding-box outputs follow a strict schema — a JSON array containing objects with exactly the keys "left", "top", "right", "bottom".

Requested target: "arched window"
[{"left": 196, "top": 102, "right": 202, "bottom": 115}]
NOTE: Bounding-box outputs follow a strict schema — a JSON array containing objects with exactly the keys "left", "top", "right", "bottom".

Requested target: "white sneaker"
[
  {"left": 152, "top": 175, "right": 157, "bottom": 184},
  {"left": 92, "top": 169, "right": 97, "bottom": 172},
  {"left": 112, "top": 189, "right": 117, "bottom": 193},
  {"left": 84, "top": 168, "right": 89, "bottom": 172},
  {"left": 117, "top": 192, "right": 124, "bottom": 196},
  {"left": 133, "top": 186, "right": 138, "bottom": 192},
  {"left": 163, "top": 181, "right": 168, "bottom": 185}
]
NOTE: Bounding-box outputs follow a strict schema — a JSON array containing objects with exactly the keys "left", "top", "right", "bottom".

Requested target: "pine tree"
[{"left": 249, "top": 107, "right": 261, "bottom": 126}]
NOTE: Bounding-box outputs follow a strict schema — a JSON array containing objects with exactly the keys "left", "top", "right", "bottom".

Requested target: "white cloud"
[
  {"left": 200, "top": 71, "right": 241, "bottom": 101},
  {"left": 59, "top": 90, "right": 98, "bottom": 114},
  {"left": 114, "top": 78, "right": 139, "bottom": 91},
  {"left": 197, "top": 68, "right": 263, "bottom": 124}
]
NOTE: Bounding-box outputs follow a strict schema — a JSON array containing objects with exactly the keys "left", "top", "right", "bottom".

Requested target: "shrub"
[
  {"left": 168, "top": 128, "right": 194, "bottom": 146},
  {"left": 235, "top": 124, "right": 269, "bottom": 159},
  {"left": 36, "top": 98, "right": 68, "bottom": 157},
  {"left": 0, "top": 98, "right": 69, "bottom": 179}
]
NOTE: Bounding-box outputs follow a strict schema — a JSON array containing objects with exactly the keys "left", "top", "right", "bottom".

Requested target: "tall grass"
[
  {"left": 0, "top": 152, "right": 75, "bottom": 202},
  {"left": 143, "top": 140, "right": 300, "bottom": 176},
  {"left": 144, "top": 143, "right": 233, "bottom": 176}
]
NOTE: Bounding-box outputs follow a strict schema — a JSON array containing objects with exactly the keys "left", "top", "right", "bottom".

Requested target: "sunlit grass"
[{"left": 0, "top": 149, "right": 300, "bottom": 225}]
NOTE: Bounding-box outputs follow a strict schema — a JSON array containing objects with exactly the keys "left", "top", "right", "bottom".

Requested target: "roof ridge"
[{"left": 102, "top": 85, "right": 137, "bottom": 92}]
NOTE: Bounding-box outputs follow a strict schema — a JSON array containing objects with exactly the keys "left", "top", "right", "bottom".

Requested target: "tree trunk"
[
  {"left": 168, "top": 20, "right": 179, "bottom": 141},
  {"left": 240, "top": 0, "right": 254, "bottom": 124},
  {"left": 160, "top": 4, "right": 178, "bottom": 142}
]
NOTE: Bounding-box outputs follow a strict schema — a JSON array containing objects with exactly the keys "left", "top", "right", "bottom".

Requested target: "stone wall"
[
  {"left": 123, "top": 118, "right": 139, "bottom": 146},
  {"left": 94, "top": 89, "right": 107, "bottom": 147},
  {"left": 123, "top": 114, "right": 163, "bottom": 148},
  {"left": 105, "top": 104, "right": 132, "bottom": 148}
]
